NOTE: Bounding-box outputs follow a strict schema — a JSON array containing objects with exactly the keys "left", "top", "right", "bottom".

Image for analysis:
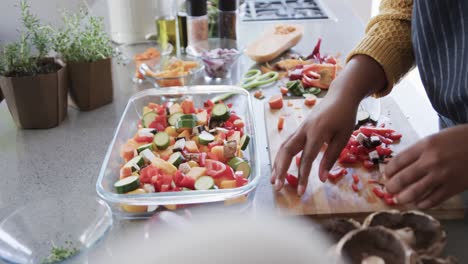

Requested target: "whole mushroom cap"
[
  {"left": 321, "top": 218, "right": 361, "bottom": 244},
  {"left": 363, "top": 210, "right": 447, "bottom": 257},
  {"left": 335, "top": 226, "right": 418, "bottom": 264}
]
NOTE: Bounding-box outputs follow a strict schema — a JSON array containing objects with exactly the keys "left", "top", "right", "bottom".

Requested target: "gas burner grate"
[{"left": 241, "top": 0, "right": 328, "bottom": 21}]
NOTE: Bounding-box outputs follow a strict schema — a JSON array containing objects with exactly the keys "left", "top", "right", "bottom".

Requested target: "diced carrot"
[
  {"left": 277, "top": 115, "right": 285, "bottom": 130},
  {"left": 280, "top": 87, "right": 289, "bottom": 95},
  {"left": 304, "top": 95, "right": 317, "bottom": 107},
  {"left": 269, "top": 95, "right": 284, "bottom": 109},
  {"left": 254, "top": 90, "right": 264, "bottom": 99},
  {"left": 120, "top": 142, "right": 136, "bottom": 161}
]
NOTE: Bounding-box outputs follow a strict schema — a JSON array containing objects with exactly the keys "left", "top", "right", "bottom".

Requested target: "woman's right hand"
[{"left": 270, "top": 55, "right": 388, "bottom": 196}]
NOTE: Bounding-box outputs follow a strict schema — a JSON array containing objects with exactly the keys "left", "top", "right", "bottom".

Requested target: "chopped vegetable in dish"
[
  {"left": 201, "top": 48, "right": 240, "bottom": 79},
  {"left": 116, "top": 99, "right": 252, "bottom": 211}
]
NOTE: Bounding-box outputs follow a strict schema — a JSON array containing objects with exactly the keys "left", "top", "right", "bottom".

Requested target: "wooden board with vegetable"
[{"left": 264, "top": 98, "right": 465, "bottom": 220}]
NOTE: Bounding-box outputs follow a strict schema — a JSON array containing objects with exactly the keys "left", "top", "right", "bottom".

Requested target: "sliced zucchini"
[
  {"left": 115, "top": 175, "right": 140, "bottom": 194},
  {"left": 212, "top": 104, "right": 230, "bottom": 121},
  {"left": 168, "top": 113, "right": 184, "bottom": 126},
  {"left": 173, "top": 138, "right": 186, "bottom": 152},
  {"left": 168, "top": 152, "right": 185, "bottom": 167},
  {"left": 180, "top": 114, "right": 198, "bottom": 121},
  {"left": 227, "top": 157, "right": 251, "bottom": 178},
  {"left": 153, "top": 132, "right": 170, "bottom": 150},
  {"left": 194, "top": 176, "right": 215, "bottom": 190},
  {"left": 136, "top": 143, "right": 153, "bottom": 154},
  {"left": 124, "top": 156, "right": 144, "bottom": 172},
  {"left": 142, "top": 111, "right": 158, "bottom": 128},
  {"left": 199, "top": 131, "right": 215, "bottom": 145},
  {"left": 176, "top": 119, "right": 197, "bottom": 130},
  {"left": 240, "top": 134, "right": 250, "bottom": 151}
]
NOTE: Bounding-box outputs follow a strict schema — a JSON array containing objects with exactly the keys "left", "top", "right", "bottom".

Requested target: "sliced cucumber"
[
  {"left": 142, "top": 111, "right": 158, "bottom": 128},
  {"left": 180, "top": 114, "right": 198, "bottom": 121},
  {"left": 228, "top": 157, "right": 251, "bottom": 178},
  {"left": 136, "top": 143, "right": 154, "bottom": 154},
  {"left": 124, "top": 156, "right": 144, "bottom": 172},
  {"left": 168, "top": 152, "right": 185, "bottom": 167},
  {"left": 199, "top": 131, "right": 215, "bottom": 145},
  {"left": 153, "top": 132, "right": 170, "bottom": 150},
  {"left": 194, "top": 176, "right": 215, "bottom": 190},
  {"left": 168, "top": 113, "right": 184, "bottom": 126},
  {"left": 115, "top": 175, "right": 140, "bottom": 194},
  {"left": 212, "top": 104, "right": 230, "bottom": 121},
  {"left": 240, "top": 134, "right": 250, "bottom": 151},
  {"left": 176, "top": 119, "right": 197, "bottom": 130}
]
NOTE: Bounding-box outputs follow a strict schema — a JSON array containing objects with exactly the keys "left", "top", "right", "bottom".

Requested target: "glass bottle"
[
  {"left": 177, "top": 1, "right": 188, "bottom": 53},
  {"left": 218, "top": 0, "right": 238, "bottom": 40},
  {"left": 155, "top": 0, "right": 180, "bottom": 54},
  {"left": 186, "top": 0, "right": 209, "bottom": 55}
]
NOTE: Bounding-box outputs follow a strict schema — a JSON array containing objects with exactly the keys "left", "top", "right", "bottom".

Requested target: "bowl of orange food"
[
  {"left": 117, "top": 41, "right": 173, "bottom": 83},
  {"left": 138, "top": 56, "right": 204, "bottom": 87}
]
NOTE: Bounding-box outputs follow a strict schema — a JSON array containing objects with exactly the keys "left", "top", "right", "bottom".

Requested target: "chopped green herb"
[{"left": 41, "top": 241, "right": 79, "bottom": 264}]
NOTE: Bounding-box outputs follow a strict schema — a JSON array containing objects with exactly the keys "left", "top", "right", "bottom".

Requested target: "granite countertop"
[{"left": 0, "top": 0, "right": 466, "bottom": 262}]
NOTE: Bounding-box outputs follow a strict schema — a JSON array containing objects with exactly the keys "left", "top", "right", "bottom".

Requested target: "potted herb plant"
[
  {"left": 0, "top": 0, "right": 68, "bottom": 129},
  {"left": 53, "top": 9, "right": 115, "bottom": 111}
]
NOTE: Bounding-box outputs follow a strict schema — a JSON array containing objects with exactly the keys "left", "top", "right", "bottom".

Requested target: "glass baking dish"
[{"left": 96, "top": 86, "right": 260, "bottom": 211}]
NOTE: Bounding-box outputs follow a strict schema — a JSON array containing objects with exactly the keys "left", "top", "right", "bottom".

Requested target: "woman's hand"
[
  {"left": 271, "top": 55, "right": 387, "bottom": 196},
  {"left": 384, "top": 124, "right": 468, "bottom": 209}
]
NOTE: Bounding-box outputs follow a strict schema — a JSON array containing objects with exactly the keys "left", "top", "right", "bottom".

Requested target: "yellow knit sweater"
[{"left": 347, "top": 0, "right": 415, "bottom": 97}]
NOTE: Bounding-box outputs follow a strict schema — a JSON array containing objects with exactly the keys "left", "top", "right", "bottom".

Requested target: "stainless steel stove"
[{"left": 240, "top": 0, "right": 329, "bottom": 21}]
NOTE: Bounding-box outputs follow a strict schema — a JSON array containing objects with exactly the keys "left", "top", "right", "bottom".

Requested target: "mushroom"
[
  {"left": 418, "top": 256, "right": 458, "bottom": 264},
  {"left": 335, "top": 226, "right": 418, "bottom": 264},
  {"left": 320, "top": 218, "right": 361, "bottom": 244},
  {"left": 363, "top": 210, "right": 447, "bottom": 257}
]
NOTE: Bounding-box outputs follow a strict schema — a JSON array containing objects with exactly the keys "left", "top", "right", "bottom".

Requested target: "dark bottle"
[{"left": 218, "top": 0, "right": 238, "bottom": 40}]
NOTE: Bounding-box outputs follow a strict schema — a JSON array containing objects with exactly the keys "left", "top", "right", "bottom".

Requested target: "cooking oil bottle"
[{"left": 155, "top": 0, "right": 180, "bottom": 55}]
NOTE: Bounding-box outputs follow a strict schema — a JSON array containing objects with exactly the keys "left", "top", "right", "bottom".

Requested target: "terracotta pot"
[
  {"left": 0, "top": 59, "right": 68, "bottom": 129},
  {"left": 67, "top": 58, "right": 114, "bottom": 111}
]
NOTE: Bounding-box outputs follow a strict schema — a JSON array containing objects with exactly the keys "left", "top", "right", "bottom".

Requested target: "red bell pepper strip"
[
  {"left": 328, "top": 167, "right": 347, "bottom": 181},
  {"left": 359, "top": 127, "right": 395, "bottom": 137},
  {"left": 286, "top": 173, "right": 299, "bottom": 188},
  {"left": 387, "top": 133, "right": 402, "bottom": 141},
  {"left": 376, "top": 145, "right": 393, "bottom": 157},
  {"left": 352, "top": 174, "right": 360, "bottom": 183},
  {"left": 372, "top": 186, "right": 385, "bottom": 198},
  {"left": 295, "top": 154, "right": 301, "bottom": 167}
]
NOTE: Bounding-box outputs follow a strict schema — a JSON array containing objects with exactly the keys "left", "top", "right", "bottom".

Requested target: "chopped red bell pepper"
[
  {"left": 295, "top": 154, "right": 301, "bottom": 167},
  {"left": 286, "top": 173, "right": 299, "bottom": 188},
  {"left": 372, "top": 186, "right": 385, "bottom": 198},
  {"left": 328, "top": 167, "right": 347, "bottom": 181},
  {"left": 376, "top": 145, "right": 393, "bottom": 157},
  {"left": 359, "top": 127, "right": 395, "bottom": 137},
  {"left": 352, "top": 183, "right": 359, "bottom": 192},
  {"left": 352, "top": 174, "right": 359, "bottom": 183},
  {"left": 363, "top": 160, "right": 375, "bottom": 170},
  {"left": 134, "top": 135, "right": 153, "bottom": 143}
]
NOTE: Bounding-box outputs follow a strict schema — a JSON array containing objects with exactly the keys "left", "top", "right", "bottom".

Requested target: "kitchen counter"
[{"left": 0, "top": 0, "right": 466, "bottom": 262}]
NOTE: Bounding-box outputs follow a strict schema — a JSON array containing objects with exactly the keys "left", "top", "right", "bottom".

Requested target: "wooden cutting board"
[{"left": 265, "top": 98, "right": 465, "bottom": 220}]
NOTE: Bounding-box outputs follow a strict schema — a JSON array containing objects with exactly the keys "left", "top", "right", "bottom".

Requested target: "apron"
[{"left": 412, "top": 0, "right": 468, "bottom": 128}]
